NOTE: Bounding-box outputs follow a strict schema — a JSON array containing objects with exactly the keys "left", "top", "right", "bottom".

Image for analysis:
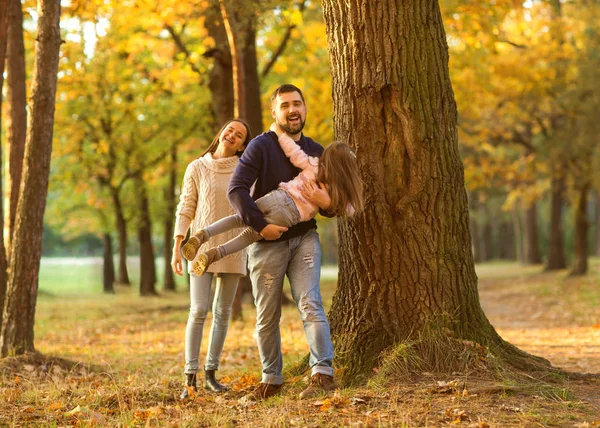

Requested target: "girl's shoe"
[
  {"left": 191, "top": 248, "right": 218, "bottom": 276},
  {"left": 181, "top": 231, "right": 208, "bottom": 261}
]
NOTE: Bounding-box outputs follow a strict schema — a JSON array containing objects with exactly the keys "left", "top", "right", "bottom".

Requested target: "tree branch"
[
  {"left": 260, "top": 0, "right": 307, "bottom": 80},
  {"left": 164, "top": 24, "right": 205, "bottom": 83}
]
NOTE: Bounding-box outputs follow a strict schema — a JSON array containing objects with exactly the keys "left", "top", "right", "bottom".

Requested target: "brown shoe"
[
  {"left": 181, "top": 231, "right": 208, "bottom": 261},
  {"left": 299, "top": 373, "right": 337, "bottom": 399},
  {"left": 239, "top": 383, "right": 282, "bottom": 403},
  {"left": 191, "top": 248, "right": 218, "bottom": 276}
]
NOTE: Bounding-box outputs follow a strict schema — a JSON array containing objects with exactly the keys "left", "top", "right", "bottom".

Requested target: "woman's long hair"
[
  {"left": 201, "top": 119, "right": 252, "bottom": 157},
  {"left": 316, "top": 142, "right": 364, "bottom": 217}
]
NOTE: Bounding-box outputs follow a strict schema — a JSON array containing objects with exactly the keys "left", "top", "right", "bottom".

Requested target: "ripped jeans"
[{"left": 247, "top": 229, "right": 334, "bottom": 385}]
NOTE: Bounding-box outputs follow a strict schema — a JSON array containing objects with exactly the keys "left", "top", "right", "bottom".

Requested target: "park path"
[{"left": 477, "top": 264, "right": 600, "bottom": 374}]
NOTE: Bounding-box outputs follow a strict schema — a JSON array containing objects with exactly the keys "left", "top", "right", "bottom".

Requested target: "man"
[{"left": 228, "top": 84, "right": 336, "bottom": 400}]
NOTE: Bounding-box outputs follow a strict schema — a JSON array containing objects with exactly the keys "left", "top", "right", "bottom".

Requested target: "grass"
[{"left": 0, "top": 260, "right": 598, "bottom": 426}]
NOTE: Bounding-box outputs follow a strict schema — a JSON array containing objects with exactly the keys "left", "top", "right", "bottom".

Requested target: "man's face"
[{"left": 271, "top": 91, "right": 307, "bottom": 136}]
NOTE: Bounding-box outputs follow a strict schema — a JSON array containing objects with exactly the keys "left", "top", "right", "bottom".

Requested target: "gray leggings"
[
  {"left": 206, "top": 189, "right": 301, "bottom": 260},
  {"left": 184, "top": 272, "right": 240, "bottom": 373}
]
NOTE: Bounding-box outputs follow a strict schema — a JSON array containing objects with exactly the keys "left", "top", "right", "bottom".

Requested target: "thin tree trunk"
[
  {"left": 546, "top": 175, "right": 566, "bottom": 270},
  {"left": 497, "top": 221, "right": 515, "bottom": 260},
  {"left": 219, "top": 0, "right": 246, "bottom": 119},
  {"left": 110, "top": 188, "right": 131, "bottom": 285},
  {"left": 570, "top": 185, "right": 589, "bottom": 276},
  {"left": 205, "top": 4, "right": 234, "bottom": 128},
  {"left": 0, "top": 0, "right": 10, "bottom": 325},
  {"left": 512, "top": 199, "right": 525, "bottom": 264},
  {"left": 322, "top": 0, "right": 549, "bottom": 383},
  {"left": 0, "top": 0, "right": 61, "bottom": 356},
  {"left": 6, "top": 0, "right": 27, "bottom": 253},
  {"left": 242, "top": 19, "right": 262, "bottom": 134},
  {"left": 481, "top": 203, "right": 494, "bottom": 261},
  {"left": 163, "top": 146, "right": 176, "bottom": 291},
  {"left": 523, "top": 200, "right": 542, "bottom": 264},
  {"left": 138, "top": 179, "right": 157, "bottom": 296},
  {"left": 595, "top": 189, "right": 600, "bottom": 257},
  {"left": 103, "top": 233, "right": 115, "bottom": 294},
  {"left": 468, "top": 192, "right": 482, "bottom": 263}
]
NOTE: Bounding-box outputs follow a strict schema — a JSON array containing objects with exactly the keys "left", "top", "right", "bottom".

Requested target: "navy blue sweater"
[{"left": 227, "top": 130, "right": 324, "bottom": 242}]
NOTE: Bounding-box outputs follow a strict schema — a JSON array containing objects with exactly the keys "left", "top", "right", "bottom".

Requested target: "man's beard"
[{"left": 277, "top": 116, "right": 305, "bottom": 135}]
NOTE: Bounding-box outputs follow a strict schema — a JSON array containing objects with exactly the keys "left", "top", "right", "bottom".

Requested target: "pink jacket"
[{"left": 276, "top": 132, "right": 320, "bottom": 222}]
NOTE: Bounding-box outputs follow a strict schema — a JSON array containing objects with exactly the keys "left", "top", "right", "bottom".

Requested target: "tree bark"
[
  {"left": 163, "top": 146, "right": 177, "bottom": 291},
  {"left": 5, "top": 0, "right": 27, "bottom": 253},
  {"left": 138, "top": 178, "right": 157, "bottom": 296},
  {"left": 546, "top": 175, "right": 566, "bottom": 270},
  {"left": 0, "top": 0, "right": 10, "bottom": 326},
  {"left": 0, "top": 0, "right": 61, "bottom": 356},
  {"left": 110, "top": 188, "right": 131, "bottom": 285},
  {"left": 570, "top": 184, "right": 589, "bottom": 276},
  {"left": 523, "top": 200, "right": 542, "bottom": 264},
  {"left": 103, "top": 233, "right": 115, "bottom": 294},
  {"left": 321, "top": 0, "right": 549, "bottom": 383}
]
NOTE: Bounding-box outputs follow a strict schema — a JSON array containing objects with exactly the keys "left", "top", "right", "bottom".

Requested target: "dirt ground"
[{"left": 477, "top": 263, "right": 600, "bottom": 414}]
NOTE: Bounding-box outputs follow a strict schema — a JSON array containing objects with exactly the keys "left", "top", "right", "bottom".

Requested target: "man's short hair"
[{"left": 270, "top": 84, "right": 305, "bottom": 105}]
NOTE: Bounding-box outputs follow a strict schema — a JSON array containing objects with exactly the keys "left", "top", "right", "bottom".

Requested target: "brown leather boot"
[{"left": 299, "top": 373, "right": 337, "bottom": 399}]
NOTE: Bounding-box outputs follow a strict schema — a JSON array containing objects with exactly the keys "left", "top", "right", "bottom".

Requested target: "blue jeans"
[
  {"left": 248, "top": 229, "right": 334, "bottom": 385},
  {"left": 184, "top": 273, "right": 240, "bottom": 374}
]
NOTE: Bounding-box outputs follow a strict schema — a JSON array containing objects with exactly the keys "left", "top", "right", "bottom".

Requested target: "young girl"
[{"left": 181, "top": 124, "right": 364, "bottom": 276}]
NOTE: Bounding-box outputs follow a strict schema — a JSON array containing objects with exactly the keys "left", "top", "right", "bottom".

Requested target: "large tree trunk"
[
  {"left": 546, "top": 175, "right": 566, "bottom": 270},
  {"left": 163, "top": 146, "right": 176, "bottom": 291},
  {"left": 0, "top": 0, "right": 10, "bottom": 326},
  {"left": 570, "top": 185, "right": 589, "bottom": 276},
  {"left": 523, "top": 200, "right": 542, "bottom": 264},
  {"left": 0, "top": 0, "right": 61, "bottom": 356},
  {"left": 138, "top": 179, "right": 157, "bottom": 296},
  {"left": 103, "top": 233, "right": 115, "bottom": 294},
  {"left": 6, "top": 0, "right": 27, "bottom": 253},
  {"left": 321, "top": 0, "right": 549, "bottom": 383},
  {"left": 110, "top": 188, "right": 131, "bottom": 285}
]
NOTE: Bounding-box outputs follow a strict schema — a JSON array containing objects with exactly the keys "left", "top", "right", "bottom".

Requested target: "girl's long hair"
[
  {"left": 316, "top": 142, "right": 364, "bottom": 218},
  {"left": 201, "top": 118, "right": 252, "bottom": 157}
]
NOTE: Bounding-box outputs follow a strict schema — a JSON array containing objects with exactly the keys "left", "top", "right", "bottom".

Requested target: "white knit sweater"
[{"left": 174, "top": 153, "right": 247, "bottom": 275}]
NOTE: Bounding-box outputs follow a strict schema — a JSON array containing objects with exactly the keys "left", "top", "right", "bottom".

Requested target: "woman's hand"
[
  {"left": 171, "top": 236, "right": 184, "bottom": 276},
  {"left": 301, "top": 181, "right": 331, "bottom": 211}
]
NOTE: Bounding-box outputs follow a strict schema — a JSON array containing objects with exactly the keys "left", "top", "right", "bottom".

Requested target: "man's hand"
[
  {"left": 260, "top": 224, "right": 288, "bottom": 240},
  {"left": 301, "top": 181, "right": 331, "bottom": 211}
]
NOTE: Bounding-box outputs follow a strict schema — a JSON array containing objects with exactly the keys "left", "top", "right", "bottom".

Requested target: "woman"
[{"left": 171, "top": 119, "right": 251, "bottom": 398}]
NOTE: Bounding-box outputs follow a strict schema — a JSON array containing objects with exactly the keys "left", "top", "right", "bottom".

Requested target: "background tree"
[
  {"left": 0, "top": 0, "right": 62, "bottom": 356},
  {"left": 5, "top": 0, "right": 27, "bottom": 254}
]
